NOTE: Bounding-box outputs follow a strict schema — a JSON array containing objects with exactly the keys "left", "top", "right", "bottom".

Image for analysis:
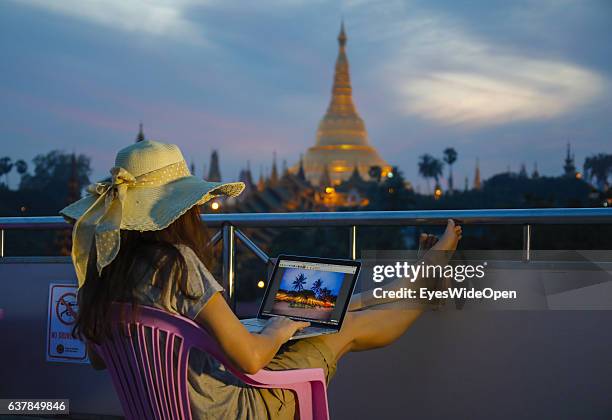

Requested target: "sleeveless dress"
[{"left": 131, "top": 243, "right": 337, "bottom": 419}]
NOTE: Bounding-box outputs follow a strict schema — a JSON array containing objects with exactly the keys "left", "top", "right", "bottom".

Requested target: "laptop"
[{"left": 241, "top": 255, "right": 361, "bottom": 340}]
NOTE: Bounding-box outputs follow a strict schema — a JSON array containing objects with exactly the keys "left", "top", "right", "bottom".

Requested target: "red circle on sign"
[{"left": 56, "top": 292, "right": 78, "bottom": 326}]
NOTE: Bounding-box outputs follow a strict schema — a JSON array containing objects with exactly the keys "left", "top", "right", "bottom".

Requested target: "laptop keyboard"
[
  {"left": 241, "top": 318, "right": 268, "bottom": 326},
  {"left": 293, "top": 327, "right": 332, "bottom": 336},
  {"left": 241, "top": 318, "right": 334, "bottom": 337},
  {"left": 241, "top": 318, "right": 268, "bottom": 333}
]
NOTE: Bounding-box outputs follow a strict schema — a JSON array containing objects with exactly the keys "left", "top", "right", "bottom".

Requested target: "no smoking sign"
[{"left": 46, "top": 283, "right": 89, "bottom": 364}]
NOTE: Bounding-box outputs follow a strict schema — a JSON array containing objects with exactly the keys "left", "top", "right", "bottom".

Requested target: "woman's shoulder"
[
  {"left": 172, "top": 243, "right": 223, "bottom": 290},
  {"left": 172, "top": 243, "right": 208, "bottom": 269}
]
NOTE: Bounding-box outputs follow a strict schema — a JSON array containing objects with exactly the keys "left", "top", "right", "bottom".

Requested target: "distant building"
[
  {"left": 207, "top": 150, "right": 222, "bottom": 182},
  {"left": 297, "top": 23, "right": 391, "bottom": 186},
  {"left": 473, "top": 158, "right": 481, "bottom": 190},
  {"left": 228, "top": 23, "right": 393, "bottom": 212},
  {"left": 237, "top": 162, "right": 256, "bottom": 197},
  {"left": 564, "top": 142, "right": 577, "bottom": 177},
  {"left": 333, "top": 164, "right": 371, "bottom": 207},
  {"left": 269, "top": 152, "right": 279, "bottom": 187}
]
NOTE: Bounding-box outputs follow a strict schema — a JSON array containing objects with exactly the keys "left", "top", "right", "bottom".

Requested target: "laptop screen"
[{"left": 260, "top": 258, "right": 358, "bottom": 326}]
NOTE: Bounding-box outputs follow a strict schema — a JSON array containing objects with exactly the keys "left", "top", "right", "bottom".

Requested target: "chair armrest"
[{"left": 245, "top": 367, "right": 327, "bottom": 386}]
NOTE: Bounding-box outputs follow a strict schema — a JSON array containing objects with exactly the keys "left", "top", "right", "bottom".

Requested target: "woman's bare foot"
[
  {"left": 417, "top": 233, "right": 438, "bottom": 259},
  {"left": 431, "top": 219, "right": 462, "bottom": 252},
  {"left": 422, "top": 219, "right": 462, "bottom": 266}
]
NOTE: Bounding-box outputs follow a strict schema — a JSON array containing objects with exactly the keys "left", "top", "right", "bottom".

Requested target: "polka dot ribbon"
[{"left": 71, "top": 161, "right": 190, "bottom": 288}]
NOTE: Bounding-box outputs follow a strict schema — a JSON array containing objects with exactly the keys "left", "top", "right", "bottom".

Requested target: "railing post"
[
  {"left": 222, "top": 223, "right": 236, "bottom": 310},
  {"left": 349, "top": 225, "right": 357, "bottom": 260},
  {"left": 0, "top": 229, "right": 4, "bottom": 258},
  {"left": 522, "top": 224, "right": 531, "bottom": 262}
]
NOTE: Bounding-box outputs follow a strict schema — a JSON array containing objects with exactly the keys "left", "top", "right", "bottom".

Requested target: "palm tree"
[
  {"left": 418, "top": 154, "right": 444, "bottom": 194},
  {"left": 15, "top": 159, "right": 27, "bottom": 176},
  {"left": 312, "top": 279, "right": 323, "bottom": 298},
  {"left": 584, "top": 154, "right": 612, "bottom": 190},
  {"left": 0, "top": 157, "right": 13, "bottom": 187},
  {"left": 443, "top": 148, "right": 457, "bottom": 192},
  {"left": 319, "top": 287, "right": 333, "bottom": 302},
  {"left": 292, "top": 273, "right": 307, "bottom": 292}
]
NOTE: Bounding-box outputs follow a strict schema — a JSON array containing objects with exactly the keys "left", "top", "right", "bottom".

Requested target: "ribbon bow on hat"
[{"left": 71, "top": 166, "right": 136, "bottom": 288}]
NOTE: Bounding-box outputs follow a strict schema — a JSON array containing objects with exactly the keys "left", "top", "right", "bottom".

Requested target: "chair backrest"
[{"left": 93, "top": 302, "right": 230, "bottom": 420}]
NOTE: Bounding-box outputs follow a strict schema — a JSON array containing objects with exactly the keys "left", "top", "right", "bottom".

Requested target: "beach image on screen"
[{"left": 271, "top": 268, "right": 345, "bottom": 321}]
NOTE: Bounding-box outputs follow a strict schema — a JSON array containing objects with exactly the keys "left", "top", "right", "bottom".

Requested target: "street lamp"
[{"left": 434, "top": 185, "right": 443, "bottom": 200}]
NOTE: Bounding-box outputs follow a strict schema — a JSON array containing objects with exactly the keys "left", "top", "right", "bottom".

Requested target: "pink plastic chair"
[{"left": 93, "top": 302, "right": 330, "bottom": 420}]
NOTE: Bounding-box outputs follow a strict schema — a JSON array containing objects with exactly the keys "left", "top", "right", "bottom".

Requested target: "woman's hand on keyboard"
[{"left": 261, "top": 317, "right": 310, "bottom": 344}]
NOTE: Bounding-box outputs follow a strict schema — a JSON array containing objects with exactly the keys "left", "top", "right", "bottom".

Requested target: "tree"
[
  {"left": 368, "top": 165, "right": 382, "bottom": 182},
  {"left": 370, "top": 166, "right": 415, "bottom": 211},
  {"left": 292, "top": 273, "right": 307, "bottom": 292},
  {"left": 418, "top": 154, "right": 444, "bottom": 194},
  {"left": 20, "top": 150, "right": 91, "bottom": 193},
  {"left": 15, "top": 159, "right": 28, "bottom": 176},
  {"left": 311, "top": 279, "right": 323, "bottom": 298},
  {"left": 443, "top": 148, "right": 457, "bottom": 192},
  {"left": 584, "top": 154, "right": 612, "bottom": 190},
  {"left": 0, "top": 157, "right": 13, "bottom": 187},
  {"left": 319, "top": 287, "right": 332, "bottom": 302}
]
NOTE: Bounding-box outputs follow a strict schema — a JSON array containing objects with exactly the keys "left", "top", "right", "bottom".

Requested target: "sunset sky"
[{"left": 1, "top": 0, "right": 611, "bottom": 191}]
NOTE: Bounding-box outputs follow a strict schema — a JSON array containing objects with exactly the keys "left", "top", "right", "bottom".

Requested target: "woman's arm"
[{"left": 194, "top": 292, "right": 309, "bottom": 374}]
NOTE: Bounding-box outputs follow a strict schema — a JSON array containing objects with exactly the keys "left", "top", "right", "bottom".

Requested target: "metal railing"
[{"left": 1, "top": 208, "right": 611, "bottom": 308}]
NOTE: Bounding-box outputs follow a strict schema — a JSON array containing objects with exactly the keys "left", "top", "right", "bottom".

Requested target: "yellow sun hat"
[{"left": 59, "top": 140, "right": 245, "bottom": 288}]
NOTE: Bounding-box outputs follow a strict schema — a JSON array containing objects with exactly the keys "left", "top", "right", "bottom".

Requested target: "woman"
[{"left": 62, "top": 140, "right": 461, "bottom": 419}]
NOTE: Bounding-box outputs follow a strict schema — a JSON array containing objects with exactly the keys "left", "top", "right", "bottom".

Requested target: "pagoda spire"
[
  {"left": 270, "top": 151, "right": 279, "bottom": 185},
  {"left": 135, "top": 122, "right": 145, "bottom": 142},
  {"left": 207, "top": 150, "right": 221, "bottom": 182},
  {"left": 320, "top": 164, "right": 332, "bottom": 187},
  {"left": 473, "top": 158, "right": 481, "bottom": 190},
  {"left": 348, "top": 161, "right": 363, "bottom": 183},
  {"left": 238, "top": 161, "right": 255, "bottom": 194},
  {"left": 300, "top": 21, "right": 391, "bottom": 186},
  {"left": 257, "top": 166, "right": 265, "bottom": 192},
  {"left": 297, "top": 154, "right": 306, "bottom": 181},
  {"left": 564, "top": 142, "right": 576, "bottom": 177},
  {"left": 326, "top": 21, "right": 358, "bottom": 118}
]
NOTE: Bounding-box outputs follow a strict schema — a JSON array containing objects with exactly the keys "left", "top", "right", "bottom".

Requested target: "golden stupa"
[{"left": 300, "top": 23, "right": 391, "bottom": 186}]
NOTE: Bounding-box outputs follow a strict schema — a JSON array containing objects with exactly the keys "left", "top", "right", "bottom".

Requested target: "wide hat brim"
[{"left": 60, "top": 176, "right": 244, "bottom": 231}]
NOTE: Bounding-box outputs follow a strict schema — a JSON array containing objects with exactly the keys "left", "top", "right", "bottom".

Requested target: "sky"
[
  {"left": 1, "top": 0, "right": 611, "bottom": 191},
  {"left": 279, "top": 268, "right": 343, "bottom": 295}
]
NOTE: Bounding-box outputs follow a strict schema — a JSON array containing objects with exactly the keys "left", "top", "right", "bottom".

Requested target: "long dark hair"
[{"left": 74, "top": 205, "right": 215, "bottom": 343}]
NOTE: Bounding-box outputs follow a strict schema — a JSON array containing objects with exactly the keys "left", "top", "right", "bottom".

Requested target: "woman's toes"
[
  {"left": 428, "top": 234, "right": 438, "bottom": 247},
  {"left": 419, "top": 233, "right": 428, "bottom": 248}
]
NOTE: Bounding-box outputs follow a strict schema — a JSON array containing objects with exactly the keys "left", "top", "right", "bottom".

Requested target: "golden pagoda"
[{"left": 300, "top": 22, "right": 391, "bottom": 186}]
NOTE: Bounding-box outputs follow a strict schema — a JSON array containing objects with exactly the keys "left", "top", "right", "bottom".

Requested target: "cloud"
[
  {"left": 400, "top": 61, "right": 604, "bottom": 127},
  {"left": 16, "top": 0, "right": 204, "bottom": 42},
  {"left": 349, "top": 3, "right": 608, "bottom": 128}
]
